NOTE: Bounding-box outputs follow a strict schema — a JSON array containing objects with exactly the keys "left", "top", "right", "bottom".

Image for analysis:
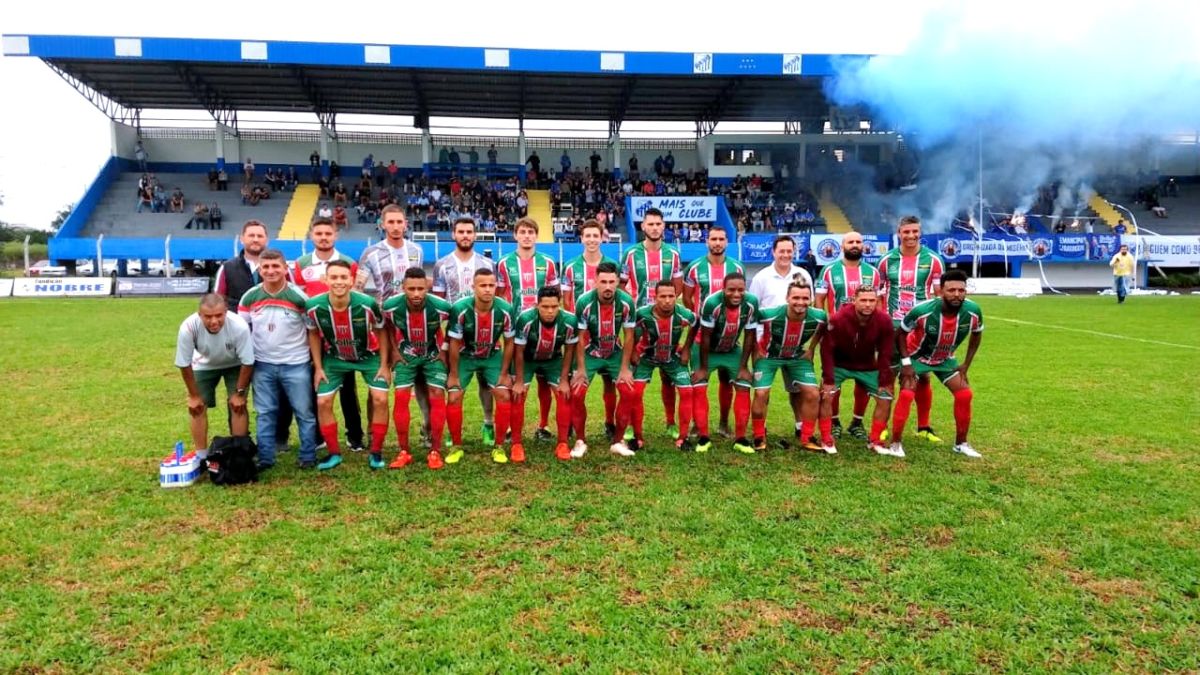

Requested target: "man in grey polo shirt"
[{"left": 176, "top": 293, "right": 255, "bottom": 459}]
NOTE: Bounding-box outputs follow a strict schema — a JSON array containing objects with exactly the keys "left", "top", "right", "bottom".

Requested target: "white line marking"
[{"left": 990, "top": 315, "right": 1200, "bottom": 351}]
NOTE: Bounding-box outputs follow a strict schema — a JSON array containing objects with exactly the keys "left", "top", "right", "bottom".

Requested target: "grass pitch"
[{"left": 1, "top": 295, "right": 1198, "bottom": 672}]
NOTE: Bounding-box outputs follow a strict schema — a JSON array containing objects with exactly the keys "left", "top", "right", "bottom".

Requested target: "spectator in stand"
[
  {"left": 561, "top": 150, "right": 572, "bottom": 176},
  {"left": 135, "top": 140, "right": 148, "bottom": 172},
  {"left": 424, "top": 208, "right": 439, "bottom": 232},
  {"left": 285, "top": 166, "right": 299, "bottom": 191},
  {"left": 137, "top": 185, "right": 154, "bottom": 213},
  {"left": 590, "top": 150, "right": 602, "bottom": 174},
  {"left": 664, "top": 150, "right": 675, "bottom": 175},
  {"left": 243, "top": 157, "right": 255, "bottom": 185},
  {"left": 517, "top": 190, "right": 529, "bottom": 217},
  {"left": 264, "top": 169, "right": 281, "bottom": 192},
  {"left": 487, "top": 144, "right": 498, "bottom": 165},
  {"left": 187, "top": 201, "right": 209, "bottom": 229},
  {"left": 374, "top": 161, "right": 387, "bottom": 188},
  {"left": 628, "top": 153, "right": 639, "bottom": 179},
  {"left": 1113, "top": 219, "right": 1128, "bottom": 235},
  {"left": 654, "top": 155, "right": 664, "bottom": 177},
  {"left": 527, "top": 151, "right": 541, "bottom": 183},
  {"left": 318, "top": 202, "right": 333, "bottom": 220},
  {"left": 153, "top": 183, "right": 167, "bottom": 213},
  {"left": 1054, "top": 218, "right": 1066, "bottom": 234},
  {"left": 333, "top": 204, "right": 349, "bottom": 230},
  {"left": 208, "top": 168, "right": 219, "bottom": 191},
  {"left": 217, "top": 168, "right": 229, "bottom": 191},
  {"left": 309, "top": 150, "right": 321, "bottom": 180},
  {"left": 387, "top": 160, "right": 399, "bottom": 187},
  {"left": 449, "top": 147, "right": 461, "bottom": 168},
  {"left": 210, "top": 202, "right": 223, "bottom": 230},
  {"left": 361, "top": 153, "right": 374, "bottom": 179},
  {"left": 317, "top": 175, "right": 330, "bottom": 197},
  {"left": 468, "top": 146, "right": 479, "bottom": 167},
  {"left": 333, "top": 182, "right": 349, "bottom": 207},
  {"left": 329, "top": 161, "right": 341, "bottom": 180},
  {"left": 241, "top": 184, "right": 256, "bottom": 206}
]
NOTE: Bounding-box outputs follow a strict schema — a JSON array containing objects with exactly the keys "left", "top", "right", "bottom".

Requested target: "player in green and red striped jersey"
[
  {"left": 683, "top": 226, "right": 745, "bottom": 438},
  {"left": 890, "top": 269, "right": 984, "bottom": 459},
  {"left": 621, "top": 207, "right": 685, "bottom": 436},
  {"left": 569, "top": 262, "right": 638, "bottom": 458},
  {"left": 382, "top": 268, "right": 452, "bottom": 470},
  {"left": 496, "top": 216, "right": 560, "bottom": 443},
  {"left": 304, "top": 260, "right": 391, "bottom": 471},
  {"left": 750, "top": 282, "right": 828, "bottom": 453},
  {"left": 616, "top": 281, "right": 699, "bottom": 453},
  {"left": 877, "top": 215, "right": 947, "bottom": 445},
  {"left": 815, "top": 231, "right": 883, "bottom": 441},
  {"left": 691, "top": 273, "right": 759, "bottom": 454},
  {"left": 445, "top": 268, "right": 517, "bottom": 465},
  {"left": 561, "top": 219, "right": 621, "bottom": 437},
  {"left": 512, "top": 287, "right": 577, "bottom": 461}
]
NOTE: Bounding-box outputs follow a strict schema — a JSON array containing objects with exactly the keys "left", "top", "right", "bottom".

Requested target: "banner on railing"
[
  {"left": 740, "top": 234, "right": 889, "bottom": 265},
  {"left": 12, "top": 277, "right": 113, "bottom": 297},
  {"left": 1135, "top": 235, "right": 1200, "bottom": 267},
  {"left": 115, "top": 277, "right": 211, "bottom": 296},
  {"left": 630, "top": 196, "right": 718, "bottom": 223}
]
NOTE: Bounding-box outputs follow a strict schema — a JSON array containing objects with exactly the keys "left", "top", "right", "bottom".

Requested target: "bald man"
[
  {"left": 815, "top": 231, "right": 883, "bottom": 441},
  {"left": 176, "top": 293, "right": 256, "bottom": 458}
]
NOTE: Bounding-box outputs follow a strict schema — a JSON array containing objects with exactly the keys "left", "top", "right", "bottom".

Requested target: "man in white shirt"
[
  {"left": 176, "top": 294, "right": 255, "bottom": 459},
  {"left": 748, "top": 235, "right": 814, "bottom": 309}
]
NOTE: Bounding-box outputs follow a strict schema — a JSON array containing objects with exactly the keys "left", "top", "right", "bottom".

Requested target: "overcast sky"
[{"left": 1, "top": 0, "right": 1190, "bottom": 229}]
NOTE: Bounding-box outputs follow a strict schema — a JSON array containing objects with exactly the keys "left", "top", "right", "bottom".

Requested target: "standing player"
[
  {"left": 889, "top": 269, "right": 983, "bottom": 459},
  {"left": 512, "top": 287, "right": 577, "bottom": 461},
  {"left": 815, "top": 231, "right": 883, "bottom": 441},
  {"left": 749, "top": 283, "right": 828, "bottom": 453},
  {"left": 383, "top": 267, "right": 453, "bottom": 470},
  {"left": 691, "top": 273, "right": 760, "bottom": 454},
  {"left": 561, "top": 219, "right": 620, "bottom": 437},
  {"left": 819, "top": 286, "right": 894, "bottom": 455},
  {"left": 304, "top": 260, "right": 391, "bottom": 471},
  {"left": 616, "top": 281, "right": 698, "bottom": 452},
  {"left": 496, "top": 217, "right": 560, "bottom": 442},
  {"left": 621, "top": 207, "right": 684, "bottom": 436},
  {"left": 432, "top": 216, "right": 497, "bottom": 445},
  {"left": 570, "top": 262, "right": 638, "bottom": 458},
  {"left": 295, "top": 217, "right": 365, "bottom": 452},
  {"left": 877, "top": 215, "right": 946, "bottom": 445},
  {"left": 446, "top": 269, "right": 517, "bottom": 464},
  {"left": 682, "top": 226, "right": 745, "bottom": 438}
]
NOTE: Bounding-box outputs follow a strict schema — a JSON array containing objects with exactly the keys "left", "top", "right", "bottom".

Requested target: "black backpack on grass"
[{"left": 205, "top": 436, "right": 259, "bottom": 486}]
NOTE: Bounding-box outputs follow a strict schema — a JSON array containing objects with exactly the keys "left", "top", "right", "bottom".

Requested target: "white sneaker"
[
  {"left": 822, "top": 444, "right": 838, "bottom": 455},
  {"left": 609, "top": 441, "right": 636, "bottom": 457},
  {"left": 953, "top": 442, "right": 982, "bottom": 459},
  {"left": 889, "top": 442, "right": 906, "bottom": 458},
  {"left": 871, "top": 442, "right": 891, "bottom": 456},
  {"left": 570, "top": 440, "right": 589, "bottom": 458}
]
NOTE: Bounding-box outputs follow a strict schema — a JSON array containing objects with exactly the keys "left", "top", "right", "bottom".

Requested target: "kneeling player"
[
  {"left": 691, "top": 273, "right": 760, "bottom": 453},
  {"left": 750, "top": 282, "right": 828, "bottom": 453},
  {"left": 446, "top": 269, "right": 517, "bottom": 464},
  {"left": 616, "top": 281, "right": 698, "bottom": 452},
  {"left": 569, "top": 262, "right": 638, "bottom": 457},
  {"left": 889, "top": 269, "right": 984, "bottom": 459},
  {"left": 305, "top": 260, "right": 391, "bottom": 471},
  {"left": 513, "top": 286, "right": 577, "bottom": 461},
  {"left": 819, "top": 285, "right": 895, "bottom": 455},
  {"left": 383, "top": 268, "right": 452, "bottom": 469}
]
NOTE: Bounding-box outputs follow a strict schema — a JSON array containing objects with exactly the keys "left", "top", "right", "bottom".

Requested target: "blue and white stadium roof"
[{"left": 2, "top": 34, "right": 869, "bottom": 123}]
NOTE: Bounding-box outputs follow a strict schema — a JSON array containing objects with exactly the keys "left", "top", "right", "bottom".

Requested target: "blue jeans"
[
  {"left": 253, "top": 362, "right": 317, "bottom": 465},
  {"left": 1114, "top": 275, "right": 1128, "bottom": 302}
]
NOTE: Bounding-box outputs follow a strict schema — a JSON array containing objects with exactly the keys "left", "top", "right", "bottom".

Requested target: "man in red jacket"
[{"left": 819, "top": 285, "right": 895, "bottom": 455}]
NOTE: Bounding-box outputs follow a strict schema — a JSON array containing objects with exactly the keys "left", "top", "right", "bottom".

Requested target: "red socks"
[
  {"left": 692, "top": 384, "right": 710, "bottom": 437},
  {"left": 892, "top": 388, "right": 916, "bottom": 439},
  {"left": 718, "top": 381, "right": 733, "bottom": 427},
  {"left": 320, "top": 422, "right": 341, "bottom": 455},
  {"left": 615, "top": 382, "right": 640, "bottom": 441},
  {"left": 447, "top": 400, "right": 464, "bottom": 445},
  {"left": 915, "top": 378, "right": 933, "bottom": 428},
  {"left": 853, "top": 382, "right": 870, "bottom": 419},
  {"left": 370, "top": 422, "right": 387, "bottom": 453},
  {"left": 870, "top": 420, "right": 888, "bottom": 444},
  {"left": 676, "top": 386, "right": 694, "bottom": 441},
  {"left": 393, "top": 389, "right": 412, "bottom": 450},
  {"left": 819, "top": 417, "right": 834, "bottom": 446},
  {"left": 752, "top": 417, "right": 766, "bottom": 439},
  {"left": 602, "top": 383, "right": 617, "bottom": 426},
  {"left": 661, "top": 381, "right": 676, "bottom": 425},
  {"left": 953, "top": 388, "right": 973, "bottom": 439},
  {"left": 734, "top": 387, "right": 751, "bottom": 438},
  {"left": 510, "top": 392, "right": 526, "bottom": 441},
  {"left": 554, "top": 391, "right": 571, "bottom": 442},
  {"left": 572, "top": 384, "right": 589, "bottom": 439},
  {"left": 493, "top": 398, "right": 511, "bottom": 447},
  {"left": 537, "top": 379, "right": 552, "bottom": 428},
  {"left": 632, "top": 382, "right": 647, "bottom": 438},
  {"left": 800, "top": 419, "right": 815, "bottom": 443},
  {"left": 429, "top": 395, "right": 446, "bottom": 450}
]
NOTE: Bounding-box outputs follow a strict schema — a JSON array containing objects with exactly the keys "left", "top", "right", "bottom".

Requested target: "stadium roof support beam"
[
  {"left": 695, "top": 119, "right": 717, "bottom": 139},
  {"left": 291, "top": 66, "right": 337, "bottom": 138},
  {"left": 44, "top": 62, "right": 141, "bottom": 128},
  {"left": 784, "top": 118, "right": 802, "bottom": 134},
  {"left": 173, "top": 65, "right": 238, "bottom": 134},
  {"left": 695, "top": 78, "right": 745, "bottom": 138},
  {"left": 409, "top": 72, "right": 429, "bottom": 130},
  {"left": 609, "top": 77, "right": 639, "bottom": 136}
]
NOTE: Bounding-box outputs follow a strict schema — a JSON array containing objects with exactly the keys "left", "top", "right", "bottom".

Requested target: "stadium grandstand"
[{"left": 4, "top": 33, "right": 1197, "bottom": 288}]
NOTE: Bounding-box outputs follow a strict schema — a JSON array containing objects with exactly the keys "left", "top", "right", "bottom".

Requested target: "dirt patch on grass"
[
  {"left": 1065, "top": 571, "right": 1152, "bottom": 604},
  {"left": 919, "top": 525, "right": 956, "bottom": 548},
  {"left": 1091, "top": 449, "right": 1176, "bottom": 465},
  {"left": 722, "top": 599, "right": 846, "bottom": 640}
]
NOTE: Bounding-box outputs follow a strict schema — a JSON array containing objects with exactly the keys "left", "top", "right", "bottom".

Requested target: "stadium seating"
[{"left": 81, "top": 172, "right": 289, "bottom": 239}]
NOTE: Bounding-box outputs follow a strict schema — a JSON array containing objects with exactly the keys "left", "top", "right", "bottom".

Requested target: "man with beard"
[
  {"left": 570, "top": 262, "right": 638, "bottom": 458},
  {"left": 561, "top": 219, "right": 621, "bottom": 438},
  {"left": 819, "top": 286, "right": 894, "bottom": 456},
  {"left": 432, "top": 216, "right": 497, "bottom": 445},
  {"left": 683, "top": 226, "right": 745, "bottom": 438},
  {"left": 691, "top": 273, "right": 760, "bottom": 454},
  {"left": 877, "top": 216, "right": 946, "bottom": 445},
  {"left": 889, "top": 269, "right": 983, "bottom": 459},
  {"left": 815, "top": 231, "right": 883, "bottom": 442},
  {"left": 621, "top": 208, "right": 684, "bottom": 437},
  {"left": 496, "top": 217, "right": 560, "bottom": 444},
  {"left": 294, "top": 218, "right": 365, "bottom": 453}
]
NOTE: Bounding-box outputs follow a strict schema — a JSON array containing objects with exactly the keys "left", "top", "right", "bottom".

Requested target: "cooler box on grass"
[{"left": 160, "top": 441, "right": 202, "bottom": 488}]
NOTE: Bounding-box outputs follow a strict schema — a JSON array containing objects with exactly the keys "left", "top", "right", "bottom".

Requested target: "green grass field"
[{"left": 1, "top": 295, "right": 1198, "bottom": 672}]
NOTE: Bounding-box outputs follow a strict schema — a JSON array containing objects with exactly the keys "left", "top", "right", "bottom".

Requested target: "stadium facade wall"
[{"left": 57, "top": 156, "right": 122, "bottom": 238}]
